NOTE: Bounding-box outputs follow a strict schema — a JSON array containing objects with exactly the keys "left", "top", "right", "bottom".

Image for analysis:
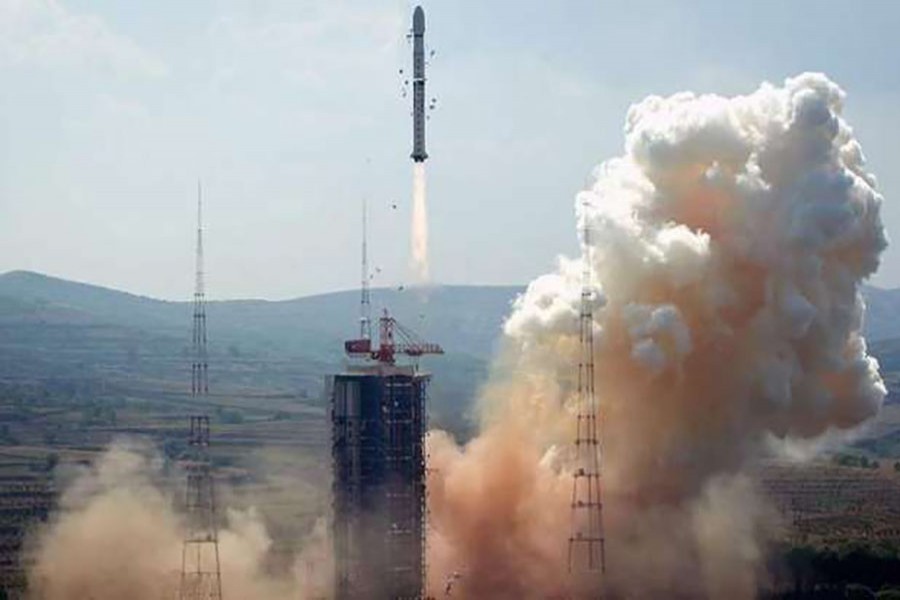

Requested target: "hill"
[
  {"left": 0, "top": 270, "right": 523, "bottom": 432},
  {"left": 5, "top": 270, "right": 900, "bottom": 431},
  {"left": 0, "top": 270, "right": 517, "bottom": 356}
]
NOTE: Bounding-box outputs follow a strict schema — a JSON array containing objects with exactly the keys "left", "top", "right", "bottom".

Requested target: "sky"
[{"left": 1, "top": 0, "right": 899, "bottom": 300}]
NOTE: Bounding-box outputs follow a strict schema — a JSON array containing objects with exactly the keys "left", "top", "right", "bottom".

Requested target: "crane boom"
[{"left": 345, "top": 309, "right": 443, "bottom": 365}]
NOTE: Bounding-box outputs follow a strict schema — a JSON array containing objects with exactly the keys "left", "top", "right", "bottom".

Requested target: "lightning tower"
[
  {"left": 192, "top": 181, "right": 208, "bottom": 397},
  {"left": 360, "top": 199, "right": 372, "bottom": 342},
  {"left": 180, "top": 182, "right": 223, "bottom": 600},
  {"left": 567, "top": 208, "right": 606, "bottom": 593}
]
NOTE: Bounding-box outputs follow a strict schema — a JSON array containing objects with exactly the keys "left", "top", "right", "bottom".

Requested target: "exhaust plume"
[
  {"left": 26, "top": 441, "right": 331, "bottom": 599},
  {"left": 411, "top": 162, "right": 430, "bottom": 283},
  {"left": 427, "top": 73, "right": 887, "bottom": 599}
]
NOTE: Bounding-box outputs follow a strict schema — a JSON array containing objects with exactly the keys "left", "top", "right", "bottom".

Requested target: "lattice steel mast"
[
  {"left": 180, "top": 182, "right": 223, "bottom": 600},
  {"left": 192, "top": 181, "right": 208, "bottom": 397},
  {"left": 360, "top": 198, "right": 372, "bottom": 341},
  {"left": 567, "top": 209, "right": 606, "bottom": 589}
]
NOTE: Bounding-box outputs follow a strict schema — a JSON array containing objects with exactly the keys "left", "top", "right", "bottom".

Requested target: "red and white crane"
[{"left": 345, "top": 309, "right": 443, "bottom": 365}]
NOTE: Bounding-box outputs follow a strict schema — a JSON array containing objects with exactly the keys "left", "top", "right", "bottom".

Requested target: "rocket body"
[{"left": 411, "top": 6, "right": 427, "bottom": 162}]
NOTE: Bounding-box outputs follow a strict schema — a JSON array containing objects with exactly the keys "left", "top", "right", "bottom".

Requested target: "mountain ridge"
[
  {"left": 3, "top": 270, "right": 900, "bottom": 432},
  {"left": 0, "top": 271, "right": 524, "bottom": 432},
  {"left": 4, "top": 269, "right": 899, "bottom": 343},
  {"left": 0, "top": 269, "right": 521, "bottom": 307}
]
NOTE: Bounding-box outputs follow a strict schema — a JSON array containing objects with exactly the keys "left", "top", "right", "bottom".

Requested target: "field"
[{"left": 0, "top": 374, "right": 332, "bottom": 596}]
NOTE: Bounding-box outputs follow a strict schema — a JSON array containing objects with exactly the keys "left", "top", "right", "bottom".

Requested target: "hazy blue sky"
[{"left": 1, "top": 0, "right": 898, "bottom": 300}]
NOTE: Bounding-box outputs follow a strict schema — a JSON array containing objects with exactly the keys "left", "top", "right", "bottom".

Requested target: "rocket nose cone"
[{"left": 413, "top": 6, "right": 425, "bottom": 32}]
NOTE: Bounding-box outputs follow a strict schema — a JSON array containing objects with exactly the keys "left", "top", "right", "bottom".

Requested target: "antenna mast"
[
  {"left": 192, "top": 180, "right": 208, "bottom": 396},
  {"left": 361, "top": 198, "right": 372, "bottom": 341},
  {"left": 181, "top": 181, "right": 223, "bottom": 600},
  {"left": 567, "top": 206, "right": 606, "bottom": 592}
]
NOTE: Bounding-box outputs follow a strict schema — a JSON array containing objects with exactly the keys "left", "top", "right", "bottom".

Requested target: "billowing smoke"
[
  {"left": 411, "top": 162, "right": 430, "bottom": 282},
  {"left": 26, "top": 441, "right": 331, "bottom": 600},
  {"left": 427, "top": 73, "right": 887, "bottom": 599},
  {"left": 20, "top": 73, "right": 887, "bottom": 600}
]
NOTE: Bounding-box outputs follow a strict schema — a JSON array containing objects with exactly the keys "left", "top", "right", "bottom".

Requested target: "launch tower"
[{"left": 332, "top": 311, "right": 443, "bottom": 599}]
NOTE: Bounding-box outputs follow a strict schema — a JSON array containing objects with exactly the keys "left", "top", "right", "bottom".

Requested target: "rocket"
[{"left": 410, "top": 6, "right": 427, "bottom": 162}]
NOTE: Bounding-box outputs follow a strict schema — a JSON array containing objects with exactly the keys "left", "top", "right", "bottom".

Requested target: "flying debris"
[
  {"left": 444, "top": 571, "right": 462, "bottom": 596},
  {"left": 399, "top": 68, "right": 409, "bottom": 98}
]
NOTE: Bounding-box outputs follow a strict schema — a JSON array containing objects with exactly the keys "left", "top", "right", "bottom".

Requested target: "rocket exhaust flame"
[{"left": 411, "top": 162, "right": 429, "bottom": 283}]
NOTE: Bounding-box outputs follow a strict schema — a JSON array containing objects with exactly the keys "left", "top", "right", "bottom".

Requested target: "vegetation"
[
  {"left": 772, "top": 542, "right": 900, "bottom": 598},
  {"left": 0, "top": 270, "right": 524, "bottom": 435},
  {"left": 832, "top": 454, "right": 881, "bottom": 470}
]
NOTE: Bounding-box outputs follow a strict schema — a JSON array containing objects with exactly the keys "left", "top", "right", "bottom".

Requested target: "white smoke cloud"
[
  {"left": 429, "top": 72, "right": 887, "bottom": 599},
  {"left": 509, "top": 72, "right": 886, "bottom": 440},
  {"left": 26, "top": 441, "right": 331, "bottom": 600}
]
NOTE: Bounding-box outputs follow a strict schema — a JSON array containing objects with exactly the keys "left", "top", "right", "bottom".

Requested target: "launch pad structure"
[
  {"left": 331, "top": 306, "right": 442, "bottom": 600},
  {"left": 330, "top": 362, "right": 429, "bottom": 599}
]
